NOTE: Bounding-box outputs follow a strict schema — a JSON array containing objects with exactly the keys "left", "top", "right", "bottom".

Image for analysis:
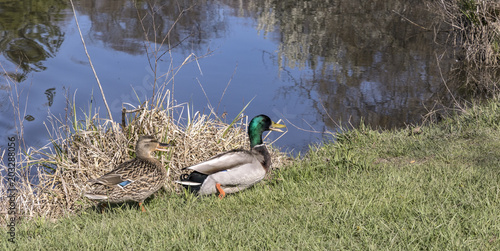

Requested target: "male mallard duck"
[
  {"left": 84, "top": 135, "right": 171, "bottom": 212},
  {"left": 176, "top": 114, "right": 285, "bottom": 198}
]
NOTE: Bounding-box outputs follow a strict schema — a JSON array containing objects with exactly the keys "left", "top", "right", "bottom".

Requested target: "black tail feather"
[{"left": 179, "top": 171, "right": 208, "bottom": 193}]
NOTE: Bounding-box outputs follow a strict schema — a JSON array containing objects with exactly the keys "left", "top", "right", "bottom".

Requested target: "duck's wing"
[
  {"left": 89, "top": 160, "right": 140, "bottom": 188},
  {"left": 186, "top": 149, "right": 256, "bottom": 175},
  {"left": 91, "top": 173, "right": 127, "bottom": 187},
  {"left": 211, "top": 161, "right": 266, "bottom": 186}
]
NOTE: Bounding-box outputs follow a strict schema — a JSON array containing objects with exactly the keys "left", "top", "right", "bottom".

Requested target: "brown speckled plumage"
[{"left": 84, "top": 136, "right": 170, "bottom": 211}]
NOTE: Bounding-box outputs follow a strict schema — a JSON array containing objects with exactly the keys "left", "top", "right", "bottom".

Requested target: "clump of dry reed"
[
  {"left": 0, "top": 90, "right": 289, "bottom": 223},
  {"left": 429, "top": 0, "right": 500, "bottom": 97}
]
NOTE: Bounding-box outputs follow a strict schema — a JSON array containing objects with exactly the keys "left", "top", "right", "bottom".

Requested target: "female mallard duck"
[
  {"left": 176, "top": 114, "right": 285, "bottom": 198},
  {"left": 84, "top": 135, "right": 171, "bottom": 212}
]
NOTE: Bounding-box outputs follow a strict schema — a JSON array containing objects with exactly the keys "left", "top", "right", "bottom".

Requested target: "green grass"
[{"left": 2, "top": 101, "right": 500, "bottom": 249}]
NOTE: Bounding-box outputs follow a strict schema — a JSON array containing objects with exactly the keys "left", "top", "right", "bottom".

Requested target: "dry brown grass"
[
  {"left": 0, "top": 90, "right": 290, "bottom": 224},
  {"left": 429, "top": 0, "right": 500, "bottom": 97}
]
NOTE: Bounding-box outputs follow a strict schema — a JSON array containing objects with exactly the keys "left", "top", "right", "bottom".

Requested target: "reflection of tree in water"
[
  {"left": 45, "top": 87, "right": 56, "bottom": 106},
  {"left": 76, "top": 0, "right": 227, "bottom": 55},
  {"left": 0, "top": 0, "right": 67, "bottom": 76},
  {"left": 221, "top": 0, "right": 457, "bottom": 130}
]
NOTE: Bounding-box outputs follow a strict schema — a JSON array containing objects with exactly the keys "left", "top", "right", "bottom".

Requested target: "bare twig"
[
  {"left": 392, "top": 10, "right": 432, "bottom": 31},
  {"left": 217, "top": 63, "right": 238, "bottom": 115},
  {"left": 69, "top": 0, "right": 113, "bottom": 121},
  {"left": 122, "top": 107, "right": 145, "bottom": 129}
]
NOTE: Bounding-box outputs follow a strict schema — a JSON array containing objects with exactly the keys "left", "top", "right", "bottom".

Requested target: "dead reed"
[{"left": 429, "top": 0, "right": 500, "bottom": 97}]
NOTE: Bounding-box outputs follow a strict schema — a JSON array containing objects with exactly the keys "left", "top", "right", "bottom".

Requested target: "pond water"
[{"left": 0, "top": 0, "right": 456, "bottom": 156}]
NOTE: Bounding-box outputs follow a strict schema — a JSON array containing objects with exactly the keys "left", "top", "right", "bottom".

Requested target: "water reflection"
[
  {"left": 0, "top": 0, "right": 68, "bottom": 151},
  {"left": 221, "top": 0, "right": 456, "bottom": 130},
  {"left": 0, "top": 0, "right": 67, "bottom": 75},
  {"left": 0, "top": 0, "right": 459, "bottom": 154},
  {"left": 44, "top": 87, "right": 56, "bottom": 106},
  {"left": 76, "top": 0, "right": 226, "bottom": 55},
  {"left": 24, "top": 114, "right": 35, "bottom": 121}
]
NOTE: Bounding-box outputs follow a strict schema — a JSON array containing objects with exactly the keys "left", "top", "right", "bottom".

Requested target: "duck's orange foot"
[
  {"left": 216, "top": 183, "right": 226, "bottom": 199},
  {"left": 139, "top": 202, "right": 146, "bottom": 212}
]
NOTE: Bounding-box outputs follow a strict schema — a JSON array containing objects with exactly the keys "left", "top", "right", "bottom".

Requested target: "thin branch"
[
  {"left": 217, "top": 63, "right": 238, "bottom": 114},
  {"left": 69, "top": 0, "right": 113, "bottom": 121}
]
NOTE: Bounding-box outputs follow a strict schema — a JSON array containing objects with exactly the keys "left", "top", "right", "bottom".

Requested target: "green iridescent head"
[{"left": 247, "top": 115, "right": 286, "bottom": 148}]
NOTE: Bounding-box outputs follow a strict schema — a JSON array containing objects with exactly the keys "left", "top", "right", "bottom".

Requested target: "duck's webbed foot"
[
  {"left": 139, "top": 202, "right": 146, "bottom": 212},
  {"left": 216, "top": 183, "right": 226, "bottom": 199}
]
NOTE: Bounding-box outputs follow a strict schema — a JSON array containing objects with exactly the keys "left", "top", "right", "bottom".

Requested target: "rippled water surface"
[{"left": 0, "top": 0, "right": 456, "bottom": 154}]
